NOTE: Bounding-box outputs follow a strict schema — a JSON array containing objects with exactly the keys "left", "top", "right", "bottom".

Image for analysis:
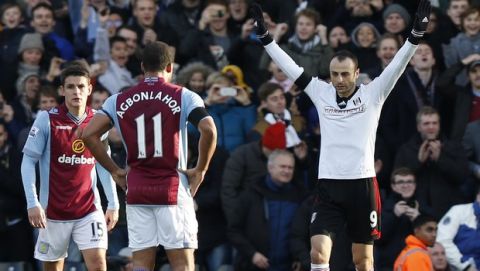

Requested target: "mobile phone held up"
[{"left": 219, "top": 87, "right": 237, "bottom": 97}]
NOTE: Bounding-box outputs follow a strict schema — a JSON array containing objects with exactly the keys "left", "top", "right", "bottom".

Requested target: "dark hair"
[
  {"left": 132, "top": 0, "right": 157, "bottom": 9},
  {"left": 60, "top": 61, "right": 90, "bottom": 86},
  {"left": 142, "top": 41, "right": 173, "bottom": 72},
  {"left": 116, "top": 25, "right": 137, "bottom": 36},
  {"left": 1, "top": 3, "right": 24, "bottom": 22},
  {"left": 109, "top": 36, "right": 127, "bottom": 49},
  {"left": 332, "top": 50, "right": 359, "bottom": 69},
  {"left": 412, "top": 214, "right": 436, "bottom": 229},
  {"left": 257, "top": 82, "right": 283, "bottom": 101},
  {"left": 391, "top": 167, "right": 415, "bottom": 183},
  {"left": 460, "top": 7, "right": 480, "bottom": 30},
  {"left": 39, "top": 84, "right": 58, "bottom": 99},
  {"left": 416, "top": 106, "right": 439, "bottom": 124},
  {"left": 31, "top": 3, "right": 54, "bottom": 18},
  {"left": 295, "top": 8, "right": 321, "bottom": 26},
  {"left": 376, "top": 33, "right": 401, "bottom": 50}
]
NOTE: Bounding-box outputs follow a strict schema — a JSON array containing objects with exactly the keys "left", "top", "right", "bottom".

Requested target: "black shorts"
[{"left": 310, "top": 178, "right": 381, "bottom": 244}]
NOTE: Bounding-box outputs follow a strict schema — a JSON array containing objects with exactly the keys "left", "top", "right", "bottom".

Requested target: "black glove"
[
  {"left": 409, "top": 0, "right": 431, "bottom": 44},
  {"left": 249, "top": 3, "right": 273, "bottom": 45}
]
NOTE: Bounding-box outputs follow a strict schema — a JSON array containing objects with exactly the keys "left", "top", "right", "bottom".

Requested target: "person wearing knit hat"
[
  {"left": 383, "top": 4, "right": 411, "bottom": 35},
  {"left": 262, "top": 122, "right": 287, "bottom": 151},
  {"left": 17, "top": 33, "right": 44, "bottom": 80},
  {"left": 18, "top": 33, "right": 44, "bottom": 55}
]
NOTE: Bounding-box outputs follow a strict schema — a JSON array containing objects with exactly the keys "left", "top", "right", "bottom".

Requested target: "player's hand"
[
  {"left": 28, "top": 206, "right": 47, "bottom": 228},
  {"left": 418, "top": 140, "right": 430, "bottom": 163},
  {"left": 428, "top": 140, "right": 442, "bottom": 161},
  {"left": 112, "top": 168, "right": 127, "bottom": 191},
  {"left": 411, "top": 0, "right": 431, "bottom": 38},
  {"left": 249, "top": 3, "right": 267, "bottom": 35},
  {"left": 252, "top": 252, "right": 269, "bottom": 269},
  {"left": 178, "top": 168, "right": 206, "bottom": 197},
  {"left": 393, "top": 201, "right": 408, "bottom": 217},
  {"left": 105, "top": 209, "right": 119, "bottom": 231}
]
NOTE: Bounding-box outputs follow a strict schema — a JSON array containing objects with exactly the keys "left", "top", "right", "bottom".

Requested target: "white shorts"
[
  {"left": 126, "top": 183, "right": 198, "bottom": 251},
  {"left": 34, "top": 210, "right": 108, "bottom": 261}
]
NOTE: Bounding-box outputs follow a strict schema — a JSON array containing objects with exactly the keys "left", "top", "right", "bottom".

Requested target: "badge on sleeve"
[
  {"left": 29, "top": 126, "right": 39, "bottom": 138},
  {"left": 442, "top": 216, "right": 451, "bottom": 225}
]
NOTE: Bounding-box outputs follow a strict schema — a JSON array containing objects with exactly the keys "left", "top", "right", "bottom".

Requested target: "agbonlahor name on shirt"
[{"left": 116, "top": 91, "right": 181, "bottom": 118}]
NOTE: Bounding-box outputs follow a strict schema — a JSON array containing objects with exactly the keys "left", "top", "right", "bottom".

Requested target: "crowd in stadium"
[{"left": 1, "top": 0, "right": 480, "bottom": 270}]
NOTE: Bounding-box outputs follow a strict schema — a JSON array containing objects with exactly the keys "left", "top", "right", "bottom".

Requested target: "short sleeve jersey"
[
  {"left": 100, "top": 77, "right": 204, "bottom": 205},
  {"left": 23, "top": 105, "right": 101, "bottom": 220}
]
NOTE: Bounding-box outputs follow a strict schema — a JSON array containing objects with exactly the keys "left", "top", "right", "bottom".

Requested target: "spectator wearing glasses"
[{"left": 375, "top": 167, "right": 434, "bottom": 271}]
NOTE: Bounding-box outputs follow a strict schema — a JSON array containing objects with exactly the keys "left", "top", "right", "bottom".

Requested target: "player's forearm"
[
  {"left": 21, "top": 154, "right": 40, "bottom": 209},
  {"left": 84, "top": 137, "right": 121, "bottom": 174},
  {"left": 196, "top": 120, "right": 217, "bottom": 172},
  {"left": 264, "top": 41, "right": 304, "bottom": 83},
  {"left": 96, "top": 162, "right": 119, "bottom": 210}
]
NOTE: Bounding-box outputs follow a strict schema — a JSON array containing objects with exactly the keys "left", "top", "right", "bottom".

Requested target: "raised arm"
[{"left": 249, "top": 4, "right": 313, "bottom": 90}]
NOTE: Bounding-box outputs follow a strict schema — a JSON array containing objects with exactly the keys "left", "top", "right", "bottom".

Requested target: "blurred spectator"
[
  {"left": 158, "top": 0, "right": 203, "bottom": 65},
  {"left": 260, "top": 8, "right": 334, "bottom": 79},
  {"left": 202, "top": 73, "right": 256, "bottom": 152},
  {"left": 176, "top": 62, "right": 215, "bottom": 97},
  {"left": 424, "top": 7, "right": 447, "bottom": 71},
  {"left": 227, "top": 11, "right": 277, "bottom": 89},
  {"left": 443, "top": 7, "right": 480, "bottom": 86},
  {"left": 188, "top": 138, "right": 233, "bottom": 271},
  {"left": 463, "top": 120, "right": 480, "bottom": 200},
  {"left": 382, "top": 3, "right": 411, "bottom": 44},
  {"left": 227, "top": 150, "right": 304, "bottom": 271},
  {"left": 17, "top": 32, "right": 44, "bottom": 78},
  {"left": 180, "top": 0, "right": 236, "bottom": 70},
  {"left": 375, "top": 167, "right": 435, "bottom": 271},
  {"left": 30, "top": 3, "right": 74, "bottom": 61},
  {"left": 364, "top": 33, "right": 400, "bottom": 78},
  {"left": 117, "top": 25, "right": 142, "bottom": 78},
  {"left": 267, "top": 61, "right": 294, "bottom": 93},
  {"left": 256, "top": 0, "right": 298, "bottom": 24},
  {"left": 437, "top": 187, "right": 480, "bottom": 271},
  {"left": 347, "top": 22, "right": 381, "bottom": 73},
  {"left": 98, "top": 36, "right": 136, "bottom": 95},
  {"left": 0, "top": 120, "right": 34, "bottom": 265},
  {"left": 227, "top": 0, "right": 248, "bottom": 37},
  {"left": 331, "top": 0, "right": 384, "bottom": 34},
  {"left": 327, "top": 25, "right": 351, "bottom": 51},
  {"left": 394, "top": 106, "right": 469, "bottom": 218},
  {"left": 441, "top": 0, "right": 469, "bottom": 43},
  {"left": 438, "top": 57, "right": 480, "bottom": 140},
  {"left": 129, "top": 0, "right": 174, "bottom": 47},
  {"left": 379, "top": 42, "right": 455, "bottom": 164},
  {"left": 428, "top": 242, "right": 453, "bottom": 271},
  {"left": 290, "top": 195, "right": 354, "bottom": 271},
  {"left": 249, "top": 82, "right": 305, "bottom": 142},
  {"left": 221, "top": 64, "right": 253, "bottom": 95},
  {"left": 0, "top": 2, "right": 28, "bottom": 101},
  {"left": 393, "top": 215, "right": 438, "bottom": 271}
]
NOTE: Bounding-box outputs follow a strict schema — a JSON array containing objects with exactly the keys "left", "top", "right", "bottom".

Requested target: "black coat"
[
  {"left": 394, "top": 134, "right": 469, "bottom": 218},
  {"left": 227, "top": 177, "right": 304, "bottom": 271}
]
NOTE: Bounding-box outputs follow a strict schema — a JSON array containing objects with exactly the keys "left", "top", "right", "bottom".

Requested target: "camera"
[
  {"left": 219, "top": 87, "right": 237, "bottom": 97},
  {"left": 405, "top": 199, "right": 416, "bottom": 208}
]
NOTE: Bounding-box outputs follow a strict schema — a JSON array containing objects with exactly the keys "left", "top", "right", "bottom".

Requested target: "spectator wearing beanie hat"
[
  {"left": 17, "top": 33, "right": 44, "bottom": 80},
  {"left": 383, "top": 4, "right": 411, "bottom": 42}
]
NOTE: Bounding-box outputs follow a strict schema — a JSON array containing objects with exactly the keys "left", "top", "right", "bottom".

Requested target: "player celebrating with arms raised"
[
  {"left": 249, "top": 1, "right": 431, "bottom": 271},
  {"left": 81, "top": 41, "right": 217, "bottom": 271},
  {"left": 21, "top": 62, "right": 119, "bottom": 271}
]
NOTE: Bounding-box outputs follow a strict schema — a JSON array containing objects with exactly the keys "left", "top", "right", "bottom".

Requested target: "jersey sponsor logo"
[
  {"left": 29, "top": 126, "right": 39, "bottom": 138},
  {"left": 116, "top": 91, "right": 181, "bottom": 119},
  {"left": 56, "top": 125, "right": 72, "bottom": 130},
  {"left": 57, "top": 154, "right": 95, "bottom": 165},
  {"left": 72, "top": 139, "right": 86, "bottom": 153},
  {"left": 324, "top": 104, "right": 366, "bottom": 116},
  {"left": 352, "top": 97, "right": 362, "bottom": 106},
  {"left": 37, "top": 241, "right": 49, "bottom": 254}
]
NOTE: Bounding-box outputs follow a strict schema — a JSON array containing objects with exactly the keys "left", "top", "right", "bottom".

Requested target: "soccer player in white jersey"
[
  {"left": 250, "top": 1, "right": 431, "bottom": 271},
  {"left": 80, "top": 41, "right": 217, "bottom": 271},
  {"left": 21, "top": 62, "right": 119, "bottom": 271}
]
